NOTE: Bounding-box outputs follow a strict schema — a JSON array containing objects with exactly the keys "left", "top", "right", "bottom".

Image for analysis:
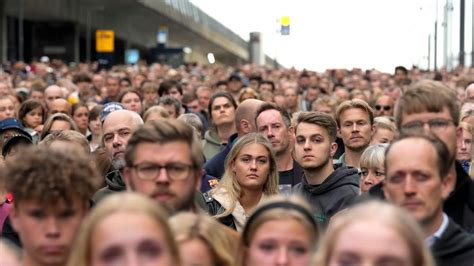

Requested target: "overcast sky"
[{"left": 190, "top": 0, "right": 472, "bottom": 73}]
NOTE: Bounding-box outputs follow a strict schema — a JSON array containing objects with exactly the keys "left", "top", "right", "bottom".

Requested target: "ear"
[
  {"left": 239, "top": 119, "right": 249, "bottom": 133},
  {"left": 288, "top": 126, "right": 295, "bottom": 137},
  {"left": 330, "top": 141, "right": 338, "bottom": 157},
  {"left": 456, "top": 125, "right": 462, "bottom": 140},
  {"left": 337, "top": 127, "right": 342, "bottom": 137},
  {"left": 371, "top": 123, "right": 376, "bottom": 135},
  {"left": 441, "top": 173, "right": 455, "bottom": 200},
  {"left": 123, "top": 167, "right": 133, "bottom": 191}
]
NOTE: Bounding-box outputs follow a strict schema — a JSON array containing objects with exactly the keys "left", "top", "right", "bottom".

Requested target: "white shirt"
[{"left": 425, "top": 213, "right": 449, "bottom": 247}]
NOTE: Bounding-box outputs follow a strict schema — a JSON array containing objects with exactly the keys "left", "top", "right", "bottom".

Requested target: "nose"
[
  {"left": 112, "top": 134, "right": 122, "bottom": 147},
  {"left": 250, "top": 159, "right": 258, "bottom": 170},
  {"left": 303, "top": 139, "right": 312, "bottom": 150},
  {"left": 422, "top": 122, "right": 431, "bottom": 132},
  {"left": 276, "top": 247, "right": 289, "bottom": 266},
  {"left": 267, "top": 127, "right": 274, "bottom": 137},
  {"left": 461, "top": 140, "right": 467, "bottom": 150},
  {"left": 45, "top": 217, "right": 60, "bottom": 238},
  {"left": 125, "top": 253, "right": 140, "bottom": 266},
  {"left": 403, "top": 177, "right": 417, "bottom": 196},
  {"left": 352, "top": 123, "right": 358, "bottom": 132},
  {"left": 155, "top": 167, "right": 170, "bottom": 183}
]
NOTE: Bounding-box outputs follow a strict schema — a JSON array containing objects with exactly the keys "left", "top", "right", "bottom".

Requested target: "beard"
[
  {"left": 302, "top": 155, "right": 331, "bottom": 172},
  {"left": 129, "top": 178, "right": 197, "bottom": 215},
  {"left": 112, "top": 157, "right": 126, "bottom": 170}
]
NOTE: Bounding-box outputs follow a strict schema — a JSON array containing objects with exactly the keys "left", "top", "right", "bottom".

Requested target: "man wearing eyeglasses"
[
  {"left": 373, "top": 80, "right": 474, "bottom": 233},
  {"left": 373, "top": 95, "right": 395, "bottom": 117},
  {"left": 123, "top": 119, "right": 204, "bottom": 214}
]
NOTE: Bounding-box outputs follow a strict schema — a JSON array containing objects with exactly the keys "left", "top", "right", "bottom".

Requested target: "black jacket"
[
  {"left": 203, "top": 192, "right": 236, "bottom": 230},
  {"left": 292, "top": 165, "right": 359, "bottom": 226},
  {"left": 92, "top": 170, "right": 126, "bottom": 203},
  {"left": 431, "top": 218, "right": 474, "bottom": 266}
]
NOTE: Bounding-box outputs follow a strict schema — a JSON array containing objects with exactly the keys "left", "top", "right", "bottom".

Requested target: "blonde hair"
[
  {"left": 169, "top": 212, "right": 238, "bottom": 266},
  {"left": 209, "top": 133, "right": 279, "bottom": 218},
  {"left": 143, "top": 105, "right": 170, "bottom": 122},
  {"left": 359, "top": 143, "right": 388, "bottom": 171},
  {"left": 236, "top": 195, "right": 320, "bottom": 266},
  {"left": 67, "top": 192, "right": 179, "bottom": 266},
  {"left": 313, "top": 201, "right": 434, "bottom": 266}
]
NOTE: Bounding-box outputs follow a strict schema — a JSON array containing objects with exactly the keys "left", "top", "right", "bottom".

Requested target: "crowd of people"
[{"left": 0, "top": 58, "right": 474, "bottom": 265}]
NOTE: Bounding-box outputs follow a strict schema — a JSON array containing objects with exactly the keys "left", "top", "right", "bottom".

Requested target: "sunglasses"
[{"left": 375, "top": 105, "right": 391, "bottom": 111}]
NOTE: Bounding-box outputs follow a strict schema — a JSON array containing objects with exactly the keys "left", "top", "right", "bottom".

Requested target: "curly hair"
[{"left": 4, "top": 146, "right": 101, "bottom": 207}]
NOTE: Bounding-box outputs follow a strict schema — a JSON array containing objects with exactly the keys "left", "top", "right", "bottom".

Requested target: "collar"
[{"left": 425, "top": 213, "right": 449, "bottom": 247}]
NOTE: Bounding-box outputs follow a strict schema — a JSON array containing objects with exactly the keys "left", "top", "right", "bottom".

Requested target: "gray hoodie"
[{"left": 292, "top": 165, "right": 359, "bottom": 226}]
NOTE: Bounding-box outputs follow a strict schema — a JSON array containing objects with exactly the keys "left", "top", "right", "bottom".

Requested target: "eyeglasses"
[
  {"left": 131, "top": 163, "right": 194, "bottom": 181},
  {"left": 375, "top": 105, "right": 391, "bottom": 111},
  {"left": 401, "top": 118, "right": 453, "bottom": 132}
]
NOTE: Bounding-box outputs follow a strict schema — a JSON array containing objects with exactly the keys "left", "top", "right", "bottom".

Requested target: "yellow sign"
[
  {"left": 96, "top": 30, "right": 114, "bottom": 52},
  {"left": 281, "top": 16, "right": 290, "bottom": 26}
]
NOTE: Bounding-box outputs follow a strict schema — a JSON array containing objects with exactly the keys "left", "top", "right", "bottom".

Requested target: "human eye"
[
  {"left": 343, "top": 122, "right": 352, "bottom": 128},
  {"left": 289, "top": 245, "right": 308, "bottom": 255},
  {"left": 360, "top": 169, "right": 369, "bottom": 177},
  {"left": 100, "top": 246, "right": 123, "bottom": 263},
  {"left": 258, "top": 126, "right": 267, "bottom": 133},
  {"left": 258, "top": 242, "right": 277, "bottom": 252},
  {"left": 430, "top": 119, "right": 448, "bottom": 128},
  {"left": 28, "top": 209, "right": 46, "bottom": 219},
  {"left": 311, "top": 136, "right": 322, "bottom": 143},
  {"left": 258, "top": 157, "right": 268, "bottom": 164},
  {"left": 138, "top": 240, "right": 162, "bottom": 258},
  {"left": 375, "top": 171, "right": 385, "bottom": 177},
  {"left": 388, "top": 174, "right": 404, "bottom": 184},
  {"left": 402, "top": 121, "right": 421, "bottom": 130},
  {"left": 296, "top": 137, "right": 305, "bottom": 145},
  {"left": 414, "top": 172, "right": 430, "bottom": 182},
  {"left": 58, "top": 209, "right": 76, "bottom": 219},
  {"left": 357, "top": 120, "right": 367, "bottom": 126},
  {"left": 167, "top": 164, "right": 188, "bottom": 174},
  {"left": 103, "top": 134, "right": 113, "bottom": 143},
  {"left": 240, "top": 156, "right": 251, "bottom": 163}
]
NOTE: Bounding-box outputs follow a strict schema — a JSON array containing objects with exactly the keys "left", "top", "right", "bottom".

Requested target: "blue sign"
[{"left": 125, "top": 49, "right": 139, "bottom": 64}]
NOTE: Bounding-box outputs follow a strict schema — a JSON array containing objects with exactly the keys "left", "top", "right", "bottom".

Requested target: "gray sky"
[{"left": 190, "top": 0, "right": 472, "bottom": 73}]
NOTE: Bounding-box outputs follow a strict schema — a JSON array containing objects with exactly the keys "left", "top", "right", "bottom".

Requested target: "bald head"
[
  {"left": 44, "top": 85, "right": 64, "bottom": 110},
  {"left": 465, "top": 83, "right": 474, "bottom": 103},
  {"left": 102, "top": 110, "right": 144, "bottom": 169},
  {"left": 235, "top": 99, "right": 264, "bottom": 136},
  {"left": 48, "top": 98, "right": 71, "bottom": 117}
]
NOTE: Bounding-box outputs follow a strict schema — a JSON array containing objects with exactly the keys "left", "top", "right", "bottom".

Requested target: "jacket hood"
[
  {"left": 204, "top": 129, "right": 221, "bottom": 146},
  {"left": 302, "top": 165, "right": 359, "bottom": 195},
  {"left": 105, "top": 170, "right": 126, "bottom": 191}
]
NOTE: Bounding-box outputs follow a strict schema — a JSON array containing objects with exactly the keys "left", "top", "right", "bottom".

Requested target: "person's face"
[
  {"left": 124, "top": 141, "right": 200, "bottom": 214},
  {"left": 0, "top": 98, "right": 15, "bottom": 120},
  {"left": 0, "top": 83, "right": 9, "bottom": 97},
  {"left": 160, "top": 104, "right": 177, "bottom": 118},
  {"left": 178, "top": 239, "right": 214, "bottom": 266},
  {"left": 370, "top": 128, "right": 395, "bottom": 145},
  {"left": 231, "top": 142, "right": 270, "bottom": 191},
  {"left": 360, "top": 164, "right": 385, "bottom": 193},
  {"left": 91, "top": 212, "right": 175, "bottom": 266},
  {"left": 338, "top": 108, "right": 374, "bottom": 152},
  {"left": 121, "top": 92, "right": 143, "bottom": 114},
  {"left": 312, "top": 104, "right": 333, "bottom": 115},
  {"left": 168, "top": 87, "right": 182, "bottom": 102},
  {"left": 24, "top": 106, "right": 43, "bottom": 128},
  {"left": 305, "top": 88, "right": 319, "bottom": 102},
  {"left": 106, "top": 78, "right": 120, "bottom": 98},
  {"left": 102, "top": 114, "right": 135, "bottom": 168},
  {"left": 294, "top": 122, "right": 336, "bottom": 170},
  {"left": 374, "top": 97, "right": 394, "bottom": 117},
  {"left": 259, "top": 84, "right": 273, "bottom": 93},
  {"left": 197, "top": 90, "right": 211, "bottom": 112},
  {"left": 284, "top": 89, "right": 298, "bottom": 109},
  {"left": 30, "top": 91, "right": 44, "bottom": 102},
  {"left": 211, "top": 97, "right": 235, "bottom": 126},
  {"left": 400, "top": 107, "right": 458, "bottom": 159},
  {"left": 456, "top": 127, "right": 472, "bottom": 162},
  {"left": 186, "top": 99, "right": 200, "bottom": 113},
  {"left": 465, "top": 85, "right": 474, "bottom": 103},
  {"left": 143, "top": 90, "right": 158, "bottom": 103},
  {"left": 92, "top": 75, "right": 104, "bottom": 89},
  {"left": 394, "top": 70, "right": 407, "bottom": 83},
  {"left": 328, "top": 220, "right": 412, "bottom": 266},
  {"left": 383, "top": 86, "right": 401, "bottom": 100},
  {"left": 256, "top": 109, "right": 291, "bottom": 156},
  {"left": 72, "top": 106, "right": 89, "bottom": 131},
  {"left": 10, "top": 198, "right": 87, "bottom": 266},
  {"left": 89, "top": 117, "right": 101, "bottom": 136},
  {"left": 50, "top": 120, "right": 71, "bottom": 132},
  {"left": 228, "top": 80, "right": 242, "bottom": 93},
  {"left": 273, "top": 95, "right": 287, "bottom": 109},
  {"left": 246, "top": 219, "right": 313, "bottom": 266},
  {"left": 45, "top": 88, "right": 63, "bottom": 110},
  {"left": 384, "top": 138, "right": 454, "bottom": 226},
  {"left": 145, "top": 112, "right": 167, "bottom": 123}
]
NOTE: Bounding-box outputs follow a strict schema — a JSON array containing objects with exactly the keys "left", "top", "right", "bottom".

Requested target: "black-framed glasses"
[
  {"left": 375, "top": 105, "right": 391, "bottom": 111},
  {"left": 131, "top": 163, "right": 193, "bottom": 181},
  {"left": 401, "top": 118, "right": 453, "bottom": 132}
]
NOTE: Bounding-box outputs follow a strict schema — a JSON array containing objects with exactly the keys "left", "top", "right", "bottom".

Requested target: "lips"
[
  {"left": 402, "top": 200, "right": 423, "bottom": 209},
  {"left": 246, "top": 174, "right": 258, "bottom": 178},
  {"left": 41, "top": 245, "right": 66, "bottom": 255}
]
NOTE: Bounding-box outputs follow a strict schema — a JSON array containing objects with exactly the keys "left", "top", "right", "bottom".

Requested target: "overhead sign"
[
  {"left": 281, "top": 16, "right": 290, "bottom": 36},
  {"left": 157, "top": 26, "right": 168, "bottom": 45},
  {"left": 96, "top": 30, "right": 115, "bottom": 52}
]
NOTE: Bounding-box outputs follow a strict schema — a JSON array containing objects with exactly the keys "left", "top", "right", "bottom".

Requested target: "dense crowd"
[{"left": 0, "top": 58, "right": 474, "bottom": 266}]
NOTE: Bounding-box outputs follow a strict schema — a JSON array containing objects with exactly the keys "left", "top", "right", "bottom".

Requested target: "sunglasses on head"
[{"left": 375, "top": 105, "right": 391, "bottom": 111}]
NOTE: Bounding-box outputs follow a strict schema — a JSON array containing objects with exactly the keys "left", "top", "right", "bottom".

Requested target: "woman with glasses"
[{"left": 205, "top": 133, "right": 279, "bottom": 231}]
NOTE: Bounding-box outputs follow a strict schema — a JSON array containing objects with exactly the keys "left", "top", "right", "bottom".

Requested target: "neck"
[
  {"left": 276, "top": 151, "right": 294, "bottom": 172},
  {"left": 217, "top": 123, "right": 236, "bottom": 142},
  {"left": 344, "top": 148, "right": 364, "bottom": 168},
  {"left": 423, "top": 211, "right": 445, "bottom": 238},
  {"left": 240, "top": 189, "right": 263, "bottom": 214},
  {"left": 304, "top": 161, "right": 334, "bottom": 185}
]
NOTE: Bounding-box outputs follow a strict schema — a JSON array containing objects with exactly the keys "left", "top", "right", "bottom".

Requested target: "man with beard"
[
  {"left": 255, "top": 103, "right": 304, "bottom": 186},
  {"left": 335, "top": 99, "right": 375, "bottom": 175},
  {"left": 292, "top": 112, "right": 359, "bottom": 226},
  {"left": 123, "top": 119, "right": 203, "bottom": 214},
  {"left": 92, "top": 108, "right": 143, "bottom": 203}
]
